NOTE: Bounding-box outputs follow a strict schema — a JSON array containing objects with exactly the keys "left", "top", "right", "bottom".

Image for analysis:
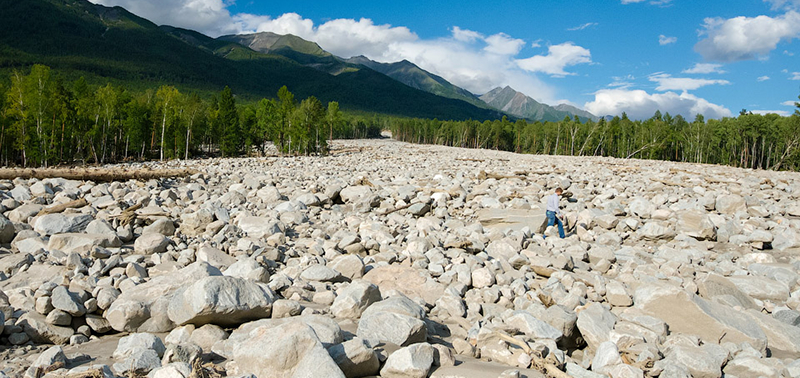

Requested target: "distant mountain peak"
[{"left": 480, "top": 86, "right": 597, "bottom": 122}]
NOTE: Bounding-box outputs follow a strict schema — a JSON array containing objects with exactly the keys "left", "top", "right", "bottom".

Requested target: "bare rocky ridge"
[{"left": 1, "top": 138, "right": 800, "bottom": 378}]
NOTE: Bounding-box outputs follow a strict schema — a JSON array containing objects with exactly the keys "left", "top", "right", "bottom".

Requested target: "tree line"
[
  {"left": 0, "top": 64, "right": 381, "bottom": 167},
  {"left": 388, "top": 104, "right": 800, "bottom": 171}
]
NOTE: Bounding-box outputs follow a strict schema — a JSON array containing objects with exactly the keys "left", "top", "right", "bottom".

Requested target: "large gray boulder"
[
  {"left": 231, "top": 321, "right": 345, "bottom": 378},
  {"left": 0, "top": 215, "right": 15, "bottom": 243},
  {"left": 357, "top": 296, "right": 427, "bottom": 347},
  {"left": 634, "top": 283, "right": 767, "bottom": 353},
  {"left": 328, "top": 338, "right": 380, "bottom": 378},
  {"left": 167, "top": 276, "right": 275, "bottom": 327},
  {"left": 48, "top": 233, "right": 121, "bottom": 254},
  {"left": 716, "top": 194, "right": 746, "bottom": 214},
  {"left": 105, "top": 262, "right": 221, "bottom": 332},
  {"left": 576, "top": 303, "right": 616, "bottom": 352},
  {"left": 18, "top": 312, "right": 74, "bottom": 344},
  {"left": 215, "top": 315, "right": 344, "bottom": 359},
  {"left": 330, "top": 280, "right": 381, "bottom": 319},
  {"left": 33, "top": 214, "right": 93, "bottom": 235},
  {"left": 379, "top": 343, "right": 434, "bottom": 378},
  {"left": 237, "top": 216, "right": 282, "bottom": 238},
  {"left": 675, "top": 210, "right": 716, "bottom": 240}
]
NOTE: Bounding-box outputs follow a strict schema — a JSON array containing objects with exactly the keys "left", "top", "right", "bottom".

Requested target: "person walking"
[{"left": 545, "top": 188, "right": 565, "bottom": 239}]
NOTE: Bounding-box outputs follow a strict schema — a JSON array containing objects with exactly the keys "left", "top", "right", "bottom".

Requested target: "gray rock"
[
  {"left": 634, "top": 283, "right": 767, "bottom": 353},
  {"left": 51, "top": 286, "right": 86, "bottom": 316},
  {"left": 330, "top": 280, "right": 381, "bottom": 319},
  {"left": 301, "top": 265, "right": 344, "bottom": 282},
  {"left": 134, "top": 233, "right": 170, "bottom": 254},
  {"left": 0, "top": 215, "right": 15, "bottom": 243},
  {"left": 33, "top": 213, "right": 93, "bottom": 235},
  {"left": 33, "top": 345, "right": 67, "bottom": 369},
  {"left": 231, "top": 321, "right": 345, "bottom": 378},
  {"left": 85, "top": 219, "right": 116, "bottom": 235},
  {"left": 216, "top": 315, "right": 344, "bottom": 359},
  {"left": 46, "top": 309, "right": 72, "bottom": 326},
  {"left": 576, "top": 302, "right": 616, "bottom": 352},
  {"left": 188, "top": 324, "right": 228, "bottom": 351},
  {"left": 86, "top": 314, "right": 112, "bottom": 333},
  {"left": 329, "top": 254, "right": 365, "bottom": 280},
  {"left": 272, "top": 299, "right": 304, "bottom": 318},
  {"left": 380, "top": 343, "right": 434, "bottom": 378},
  {"left": 112, "top": 348, "right": 162, "bottom": 376},
  {"left": 328, "top": 338, "right": 380, "bottom": 378},
  {"left": 196, "top": 246, "right": 237, "bottom": 270},
  {"left": 726, "top": 275, "right": 789, "bottom": 302},
  {"left": 716, "top": 194, "right": 746, "bottom": 214},
  {"left": 105, "top": 262, "right": 222, "bottom": 332},
  {"left": 223, "top": 259, "right": 270, "bottom": 283},
  {"left": 142, "top": 218, "right": 176, "bottom": 236},
  {"left": 505, "top": 311, "right": 563, "bottom": 341},
  {"left": 18, "top": 311, "right": 74, "bottom": 344},
  {"left": 167, "top": 276, "right": 275, "bottom": 327},
  {"left": 238, "top": 216, "right": 282, "bottom": 238},
  {"left": 724, "top": 356, "right": 788, "bottom": 378},
  {"left": 675, "top": 210, "right": 715, "bottom": 240},
  {"left": 113, "top": 332, "right": 167, "bottom": 359},
  {"left": 48, "top": 233, "right": 121, "bottom": 254},
  {"left": 357, "top": 296, "right": 426, "bottom": 346},
  {"left": 664, "top": 344, "right": 727, "bottom": 378},
  {"left": 591, "top": 341, "right": 622, "bottom": 375},
  {"left": 340, "top": 186, "right": 373, "bottom": 203}
]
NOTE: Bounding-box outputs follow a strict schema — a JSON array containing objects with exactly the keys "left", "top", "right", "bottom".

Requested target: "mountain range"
[{"left": 0, "top": 0, "right": 596, "bottom": 122}]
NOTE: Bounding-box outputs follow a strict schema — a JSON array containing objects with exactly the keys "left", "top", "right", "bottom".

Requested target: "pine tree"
[{"left": 219, "top": 86, "right": 241, "bottom": 157}]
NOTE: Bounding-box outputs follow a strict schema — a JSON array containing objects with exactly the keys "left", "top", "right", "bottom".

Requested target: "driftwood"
[
  {"left": 37, "top": 198, "right": 89, "bottom": 216},
  {"left": 0, "top": 167, "right": 199, "bottom": 182},
  {"left": 110, "top": 202, "right": 142, "bottom": 226},
  {"left": 477, "top": 170, "right": 527, "bottom": 181},
  {"left": 493, "top": 332, "right": 572, "bottom": 378}
]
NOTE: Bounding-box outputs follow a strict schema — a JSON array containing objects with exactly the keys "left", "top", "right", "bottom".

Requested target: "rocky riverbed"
[{"left": 2, "top": 138, "right": 800, "bottom": 378}]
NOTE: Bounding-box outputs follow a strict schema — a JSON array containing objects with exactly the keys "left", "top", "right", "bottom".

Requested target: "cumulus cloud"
[
  {"left": 584, "top": 89, "right": 732, "bottom": 119},
  {"left": 758, "top": 76, "right": 771, "bottom": 81},
  {"left": 88, "top": 0, "right": 256, "bottom": 36},
  {"left": 695, "top": 11, "right": 800, "bottom": 62},
  {"left": 752, "top": 110, "right": 791, "bottom": 116},
  {"left": 567, "top": 22, "right": 598, "bottom": 31},
  {"left": 648, "top": 73, "right": 730, "bottom": 91},
  {"left": 515, "top": 43, "right": 592, "bottom": 77},
  {"left": 682, "top": 63, "right": 725, "bottom": 74},
  {"left": 621, "top": 0, "right": 673, "bottom": 5},
  {"left": 89, "top": 0, "right": 598, "bottom": 103},
  {"left": 658, "top": 35, "right": 677, "bottom": 45},
  {"left": 791, "top": 72, "right": 800, "bottom": 80},
  {"left": 764, "top": 0, "right": 800, "bottom": 10}
]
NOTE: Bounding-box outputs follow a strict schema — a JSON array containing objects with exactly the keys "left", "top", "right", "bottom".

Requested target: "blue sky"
[{"left": 90, "top": 0, "right": 800, "bottom": 119}]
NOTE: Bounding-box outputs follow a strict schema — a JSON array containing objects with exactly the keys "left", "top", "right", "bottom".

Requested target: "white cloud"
[
  {"left": 752, "top": 110, "right": 791, "bottom": 116},
  {"left": 622, "top": 0, "right": 673, "bottom": 5},
  {"left": 658, "top": 35, "right": 677, "bottom": 45},
  {"left": 608, "top": 75, "right": 635, "bottom": 89},
  {"left": 782, "top": 100, "right": 799, "bottom": 106},
  {"left": 515, "top": 43, "right": 592, "bottom": 77},
  {"left": 88, "top": 0, "right": 252, "bottom": 36},
  {"left": 695, "top": 11, "right": 800, "bottom": 62},
  {"left": 785, "top": 50, "right": 796, "bottom": 56},
  {"left": 764, "top": 0, "right": 800, "bottom": 10},
  {"left": 568, "top": 22, "right": 598, "bottom": 31},
  {"left": 682, "top": 63, "right": 726, "bottom": 74},
  {"left": 451, "top": 26, "right": 482, "bottom": 42},
  {"left": 648, "top": 73, "right": 730, "bottom": 91},
  {"left": 791, "top": 72, "right": 800, "bottom": 80},
  {"left": 757, "top": 76, "right": 771, "bottom": 81},
  {"left": 584, "top": 89, "right": 732, "bottom": 120},
  {"left": 483, "top": 33, "right": 526, "bottom": 55},
  {"left": 88, "top": 0, "right": 597, "bottom": 104}
]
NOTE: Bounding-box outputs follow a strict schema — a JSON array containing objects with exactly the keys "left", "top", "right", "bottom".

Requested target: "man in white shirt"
[{"left": 545, "top": 188, "right": 565, "bottom": 238}]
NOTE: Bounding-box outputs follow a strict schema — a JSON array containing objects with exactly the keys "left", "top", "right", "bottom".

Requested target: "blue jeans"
[{"left": 546, "top": 211, "right": 565, "bottom": 238}]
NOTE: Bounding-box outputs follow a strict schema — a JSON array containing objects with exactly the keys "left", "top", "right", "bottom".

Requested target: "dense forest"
[
  {"left": 0, "top": 65, "right": 381, "bottom": 167},
  {"left": 3, "top": 64, "right": 800, "bottom": 172},
  {"left": 388, "top": 102, "right": 800, "bottom": 171}
]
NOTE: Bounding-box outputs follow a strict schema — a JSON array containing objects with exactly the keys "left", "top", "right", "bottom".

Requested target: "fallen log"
[
  {"left": 0, "top": 167, "right": 199, "bottom": 182},
  {"left": 37, "top": 198, "right": 89, "bottom": 216}
]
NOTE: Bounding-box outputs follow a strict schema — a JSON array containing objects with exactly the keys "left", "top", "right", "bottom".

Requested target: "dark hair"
[{"left": 555, "top": 188, "right": 563, "bottom": 194}]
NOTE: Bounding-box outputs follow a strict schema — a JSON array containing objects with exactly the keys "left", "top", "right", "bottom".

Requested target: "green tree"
[
  {"left": 219, "top": 86, "right": 241, "bottom": 157},
  {"left": 155, "top": 85, "right": 179, "bottom": 161}
]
